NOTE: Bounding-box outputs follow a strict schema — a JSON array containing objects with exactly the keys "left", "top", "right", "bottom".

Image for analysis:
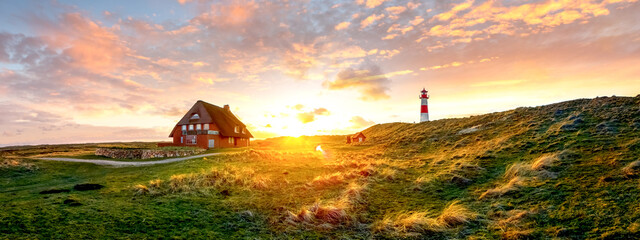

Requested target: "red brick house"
[
  {"left": 347, "top": 132, "right": 366, "bottom": 144},
  {"left": 159, "top": 100, "right": 253, "bottom": 149}
]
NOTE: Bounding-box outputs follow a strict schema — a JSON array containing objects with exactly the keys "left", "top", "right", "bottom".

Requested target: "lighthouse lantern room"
[{"left": 419, "top": 88, "right": 429, "bottom": 122}]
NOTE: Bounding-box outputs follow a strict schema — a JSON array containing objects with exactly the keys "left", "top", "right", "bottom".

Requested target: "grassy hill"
[{"left": 1, "top": 95, "right": 640, "bottom": 239}]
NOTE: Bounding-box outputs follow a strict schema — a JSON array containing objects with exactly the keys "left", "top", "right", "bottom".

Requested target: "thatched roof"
[{"left": 169, "top": 100, "right": 253, "bottom": 138}]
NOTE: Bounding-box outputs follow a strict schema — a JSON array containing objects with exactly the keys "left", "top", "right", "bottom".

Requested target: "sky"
[{"left": 1, "top": 0, "right": 639, "bottom": 146}]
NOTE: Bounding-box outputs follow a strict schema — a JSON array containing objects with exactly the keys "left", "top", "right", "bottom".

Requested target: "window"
[
  {"left": 234, "top": 125, "right": 239, "bottom": 133},
  {"left": 189, "top": 125, "right": 194, "bottom": 131},
  {"left": 180, "top": 137, "right": 183, "bottom": 143},
  {"left": 241, "top": 128, "right": 246, "bottom": 134},
  {"left": 204, "top": 124, "right": 209, "bottom": 130},
  {"left": 186, "top": 135, "right": 196, "bottom": 144},
  {"left": 181, "top": 125, "right": 187, "bottom": 135},
  {"left": 190, "top": 113, "right": 200, "bottom": 120},
  {"left": 196, "top": 124, "right": 201, "bottom": 130},
  {"left": 229, "top": 137, "right": 234, "bottom": 144}
]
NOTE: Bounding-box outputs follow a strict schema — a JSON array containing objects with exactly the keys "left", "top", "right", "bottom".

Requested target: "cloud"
[
  {"left": 363, "top": 0, "right": 388, "bottom": 8},
  {"left": 292, "top": 104, "right": 304, "bottom": 110},
  {"left": 47, "top": 13, "right": 131, "bottom": 74},
  {"left": 297, "top": 112, "right": 316, "bottom": 123},
  {"left": 471, "top": 79, "right": 527, "bottom": 87},
  {"left": 419, "top": 57, "right": 498, "bottom": 71},
  {"left": 335, "top": 21, "right": 351, "bottom": 30},
  {"left": 190, "top": 72, "right": 227, "bottom": 85},
  {"left": 314, "top": 108, "right": 330, "bottom": 115},
  {"left": 386, "top": 6, "right": 407, "bottom": 15},
  {"left": 419, "top": 0, "right": 638, "bottom": 47},
  {"left": 350, "top": 116, "right": 375, "bottom": 129},
  {"left": 322, "top": 63, "right": 392, "bottom": 100},
  {"left": 361, "top": 13, "right": 385, "bottom": 28},
  {"left": 294, "top": 106, "right": 330, "bottom": 124}
]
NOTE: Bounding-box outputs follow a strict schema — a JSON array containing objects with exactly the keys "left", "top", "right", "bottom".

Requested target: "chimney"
[{"left": 223, "top": 104, "right": 230, "bottom": 111}]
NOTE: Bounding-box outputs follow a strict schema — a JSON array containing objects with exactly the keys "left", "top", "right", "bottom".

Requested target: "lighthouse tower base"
[{"left": 420, "top": 113, "right": 429, "bottom": 122}]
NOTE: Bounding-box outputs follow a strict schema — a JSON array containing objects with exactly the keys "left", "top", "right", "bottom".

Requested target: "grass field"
[{"left": 2, "top": 95, "right": 640, "bottom": 239}]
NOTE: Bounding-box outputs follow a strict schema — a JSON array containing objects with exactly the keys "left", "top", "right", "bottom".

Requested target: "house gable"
[{"left": 169, "top": 100, "right": 253, "bottom": 138}]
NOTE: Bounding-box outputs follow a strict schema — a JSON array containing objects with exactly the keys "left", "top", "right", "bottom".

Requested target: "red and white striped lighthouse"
[{"left": 419, "top": 88, "right": 429, "bottom": 122}]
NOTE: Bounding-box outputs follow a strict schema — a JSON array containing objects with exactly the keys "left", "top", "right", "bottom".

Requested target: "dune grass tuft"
[
  {"left": 374, "top": 201, "right": 477, "bottom": 235},
  {"left": 134, "top": 167, "right": 271, "bottom": 195},
  {"left": 480, "top": 177, "right": 526, "bottom": 199},
  {"left": 133, "top": 184, "right": 149, "bottom": 195},
  {"left": 437, "top": 201, "right": 478, "bottom": 227},
  {"left": 286, "top": 202, "right": 351, "bottom": 227},
  {"left": 622, "top": 160, "right": 640, "bottom": 177},
  {"left": 377, "top": 167, "right": 397, "bottom": 180}
]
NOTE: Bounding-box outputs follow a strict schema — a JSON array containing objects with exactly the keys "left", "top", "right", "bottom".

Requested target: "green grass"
[{"left": 1, "top": 95, "right": 640, "bottom": 239}]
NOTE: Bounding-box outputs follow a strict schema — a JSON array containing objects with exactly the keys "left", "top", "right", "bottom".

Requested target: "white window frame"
[
  {"left": 181, "top": 125, "right": 187, "bottom": 131},
  {"left": 180, "top": 137, "right": 183, "bottom": 143},
  {"left": 241, "top": 128, "right": 245, "bottom": 134},
  {"left": 204, "top": 124, "right": 209, "bottom": 130},
  {"left": 189, "top": 124, "right": 194, "bottom": 131},
  {"left": 196, "top": 124, "right": 201, "bottom": 130},
  {"left": 229, "top": 137, "right": 234, "bottom": 144}
]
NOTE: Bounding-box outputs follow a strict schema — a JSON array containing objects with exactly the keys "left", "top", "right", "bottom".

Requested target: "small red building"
[
  {"left": 347, "top": 132, "right": 366, "bottom": 144},
  {"left": 159, "top": 100, "right": 253, "bottom": 149}
]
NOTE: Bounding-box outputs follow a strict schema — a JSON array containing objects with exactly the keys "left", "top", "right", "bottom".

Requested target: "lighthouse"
[{"left": 419, "top": 88, "right": 429, "bottom": 122}]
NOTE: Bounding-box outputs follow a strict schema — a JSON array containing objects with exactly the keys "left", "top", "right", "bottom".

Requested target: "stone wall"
[{"left": 95, "top": 148, "right": 205, "bottom": 159}]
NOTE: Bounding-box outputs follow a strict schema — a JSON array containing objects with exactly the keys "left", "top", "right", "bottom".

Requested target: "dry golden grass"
[
  {"left": 286, "top": 202, "right": 352, "bottom": 227},
  {"left": 0, "top": 159, "right": 37, "bottom": 171},
  {"left": 134, "top": 167, "right": 271, "bottom": 194},
  {"left": 437, "top": 201, "right": 478, "bottom": 227},
  {"left": 480, "top": 177, "right": 526, "bottom": 199},
  {"left": 531, "top": 153, "right": 558, "bottom": 170},
  {"left": 502, "top": 229, "right": 535, "bottom": 240},
  {"left": 309, "top": 165, "right": 376, "bottom": 187},
  {"left": 338, "top": 182, "right": 368, "bottom": 205},
  {"left": 374, "top": 211, "right": 442, "bottom": 234},
  {"left": 480, "top": 151, "right": 571, "bottom": 199},
  {"left": 309, "top": 172, "right": 347, "bottom": 187},
  {"left": 374, "top": 201, "right": 477, "bottom": 235},
  {"left": 133, "top": 184, "right": 149, "bottom": 195},
  {"left": 149, "top": 179, "right": 163, "bottom": 188},
  {"left": 622, "top": 160, "right": 640, "bottom": 177},
  {"left": 378, "top": 168, "right": 397, "bottom": 180},
  {"left": 495, "top": 209, "right": 535, "bottom": 230}
]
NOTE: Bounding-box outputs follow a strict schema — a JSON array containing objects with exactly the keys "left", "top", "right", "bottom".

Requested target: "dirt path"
[{"left": 36, "top": 153, "right": 223, "bottom": 167}]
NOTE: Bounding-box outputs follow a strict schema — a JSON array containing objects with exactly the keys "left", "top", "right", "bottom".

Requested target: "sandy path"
[{"left": 36, "top": 153, "right": 222, "bottom": 167}]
